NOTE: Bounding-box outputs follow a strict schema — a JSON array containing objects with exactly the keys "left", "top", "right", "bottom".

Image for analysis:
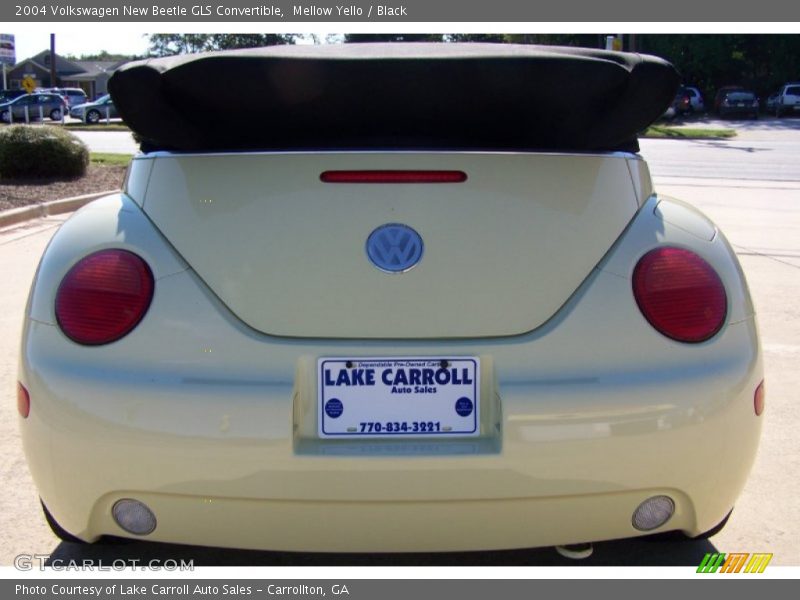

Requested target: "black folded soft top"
[{"left": 108, "top": 43, "right": 679, "bottom": 153}]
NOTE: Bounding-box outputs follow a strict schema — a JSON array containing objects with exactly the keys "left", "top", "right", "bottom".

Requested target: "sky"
[
  {"left": 11, "top": 31, "right": 152, "bottom": 62},
  {"left": 9, "top": 28, "right": 329, "bottom": 62}
]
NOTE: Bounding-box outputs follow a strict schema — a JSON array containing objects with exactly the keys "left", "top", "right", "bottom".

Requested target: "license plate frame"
[{"left": 318, "top": 357, "right": 480, "bottom": 439}]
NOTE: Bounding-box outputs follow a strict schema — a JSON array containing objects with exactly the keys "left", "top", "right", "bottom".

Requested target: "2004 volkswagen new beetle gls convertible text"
[{"left": 18, "top": 44, "right": 763, "bottom": 553}]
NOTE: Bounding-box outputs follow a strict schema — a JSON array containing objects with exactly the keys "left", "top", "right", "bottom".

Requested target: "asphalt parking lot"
[{"left": 1, "top": 122, "right": 798, "bottom": 567}]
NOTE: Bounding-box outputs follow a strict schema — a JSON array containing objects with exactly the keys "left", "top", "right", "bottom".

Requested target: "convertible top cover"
[{"left": 108, "top": 43, "right": 680, "bottom": 153}]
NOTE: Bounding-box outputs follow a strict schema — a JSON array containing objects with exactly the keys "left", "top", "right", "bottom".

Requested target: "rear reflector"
[
  {"left": 320, "top": 170, "right": 467, "bottom": 184},
  {"left": 55, "top": 249, "right": 154, "bottom": 346},
  {"left": 633, "top": 247, "right": 727, "bottom": 343},
  {"left": 17, "top": 382, "right": 30, "bottom": 418},
  {"left": 754, "top": 380, "right": 765, "bottom": 416}
]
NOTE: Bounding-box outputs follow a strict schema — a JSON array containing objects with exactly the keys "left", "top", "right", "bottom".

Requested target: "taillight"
[
  {"left": 55, "top": 249, "right": 154, "bottom": 345},
  {"left": 632, "top": 247, "right": 727, "bottom": 343}
]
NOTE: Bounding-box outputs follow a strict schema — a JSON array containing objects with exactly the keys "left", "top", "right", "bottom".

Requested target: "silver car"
[
  {"left": 69, "top": 94, "right": 118, "bottom": 124},
  {"left": 0, "top": 93, "right": 66, "bottom": 123}
]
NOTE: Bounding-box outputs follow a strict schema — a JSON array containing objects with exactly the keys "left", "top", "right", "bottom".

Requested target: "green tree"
[
  {"left": 638, "top": 34, "right": 800, "bottom": 99},
  {"left": 146, "top": 34, "right": 297, "bottom": 57},
  {"left": 447, "top": 33, "right": 605, "bottom": 47},
  {"left": 64, "top": 50, "right": 141, "bottom": 61}
]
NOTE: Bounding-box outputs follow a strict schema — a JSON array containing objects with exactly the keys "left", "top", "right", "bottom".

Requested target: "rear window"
[
  {"left": 726, "top": 92, "right": 756, "bottom": 101},
  {"left": 785, "top": 86, "right": 800, "bottom": 96}
]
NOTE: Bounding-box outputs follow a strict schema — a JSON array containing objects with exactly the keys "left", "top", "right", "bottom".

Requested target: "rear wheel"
[
  {"left": 41, "top": 500, "right": 85, "bottom": 544},
  {"left": 0, "top": 110, "right": 9, "bottom": 123},
  {"left": 49, "top": 108, "right": 62, "bottom": 121}
]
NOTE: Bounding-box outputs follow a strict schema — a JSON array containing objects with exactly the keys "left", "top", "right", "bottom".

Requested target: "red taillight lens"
[
  {"left": 632, "top": 247, "right": 727, "bottom": 343},
  {"left": 17, "top": 382, "right": 30, "bottom": 418},
  {"left": 55, "top": 250, "right": 154, "bottom": 345},
  {"left": 320, "top": 170, "right": 467, "bottom": 184}
]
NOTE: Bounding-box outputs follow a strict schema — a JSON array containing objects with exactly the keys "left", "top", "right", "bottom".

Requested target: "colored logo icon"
[{"left": 696, "top": 552, "right": 772, "bottom": 573}]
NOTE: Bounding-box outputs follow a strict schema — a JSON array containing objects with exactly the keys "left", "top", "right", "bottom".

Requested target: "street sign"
[
  {"left": 22, "top": 75, "right": 35, "bottom": 93},
  {"left": 0, "top": 33, "right": 15, "bottom": 67}
]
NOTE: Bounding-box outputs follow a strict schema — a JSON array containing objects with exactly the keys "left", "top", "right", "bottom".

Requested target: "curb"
[{"left": 0, "top": 190, "right": 119, "bottom": 229}]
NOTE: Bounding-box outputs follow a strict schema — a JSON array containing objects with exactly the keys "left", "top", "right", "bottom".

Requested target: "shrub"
[{"left": 0, "top": 125, "right": 89, "bottom": 180}]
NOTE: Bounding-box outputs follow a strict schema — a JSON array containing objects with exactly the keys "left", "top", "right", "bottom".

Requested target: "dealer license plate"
[{"left": 318, "top": 357, "right": 480, "bottom": 438}]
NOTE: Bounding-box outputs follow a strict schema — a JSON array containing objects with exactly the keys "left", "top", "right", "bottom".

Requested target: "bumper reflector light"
[
  {"left": 112, "top": 499, "right": 157, "bottom": 535},
  {"left": 632, "top": 495, "right": 675, "bottom": 531},
  {"left": 17, "top": 382, "right": 30, "bottom": 418},
  {"left": 754, "top": 380, "right": 765, "bottom": 416}
]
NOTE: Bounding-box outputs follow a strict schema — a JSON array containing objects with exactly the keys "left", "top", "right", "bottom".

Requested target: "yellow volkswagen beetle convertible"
[{"left": 18, "top": 44, "right": 763, "bottom": 553}]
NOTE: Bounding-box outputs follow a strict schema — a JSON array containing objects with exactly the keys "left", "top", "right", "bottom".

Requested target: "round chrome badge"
[{"left": 366, "top": 223, "right": 424, "bottom": 273}]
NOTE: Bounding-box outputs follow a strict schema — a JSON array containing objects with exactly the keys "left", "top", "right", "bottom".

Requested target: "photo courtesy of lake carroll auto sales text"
[{"left": 14, "top": 584, "right": 351, "bottom": 596}]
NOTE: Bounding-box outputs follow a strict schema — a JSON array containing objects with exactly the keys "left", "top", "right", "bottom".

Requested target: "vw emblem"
[{"left": 366, "top": 223, "right": 424, "bottom": 273}]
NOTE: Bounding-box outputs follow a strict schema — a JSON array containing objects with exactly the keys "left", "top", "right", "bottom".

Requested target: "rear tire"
[
  {"left": 41, "top": 500, "right": 85, "bottom": 544},
  {"left": 49, "top": 108, "right": 62, "bottom": 121}
]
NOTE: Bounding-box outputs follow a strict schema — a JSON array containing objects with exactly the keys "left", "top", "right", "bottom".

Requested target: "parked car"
[
  {"left": 765, "top": 91, "right": 780, "bottom": 113},
  {"left": 717, "top": 89, "right": 759, "bottom": 119},
  {"left": 19, "top": 45, "right": 763, "bottom": 554},
  {"left": 680, "top": 85, "right": 705, "bottom": 113},
  {"left": 713, "top": 85, "right": 745, "bottom": 113},
  {"left": 38, "top": 87, "right": 88, "bottom": 108},
  {"left": 0, "top": 93, "right": 66, "bottom": 122},
  {"left": 69, "top": 94, "right": 118, "bottom": 123},
  {"left": 773, "top": 82, "right": 800, "bottom": 117},
  {"left": 672, "top": 88, "right": 692, "bottom": 116},
  {"left": 0, "top": 89, "right": 27, "bottom": 104}
]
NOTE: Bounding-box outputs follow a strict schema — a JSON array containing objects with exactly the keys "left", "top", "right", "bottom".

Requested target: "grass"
[
  {"left": 64, "top": 122, "right": 131, "bottom": 132},
  {"left": 642, "top": 125, "right": 737, "bottom": 139},
  {"left": 0, "top": 121, "right": 131, "bottom": 132},
  {"left": 90, "top": 153, "right": 133, "bottom": 166}
]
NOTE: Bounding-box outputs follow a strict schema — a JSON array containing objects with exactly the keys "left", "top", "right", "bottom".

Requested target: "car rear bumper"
[
  {"left": 19, "top": 193, "right": 763, "bottom": 551},
  {"left": 85, "top": 489, "right": 703, "bottom": 552},
  {"left": 719, "top": 107, "right": 758, "bottom": 117},
  {"left": 21, "top": 314, "right": 762, "bottom": 551}
]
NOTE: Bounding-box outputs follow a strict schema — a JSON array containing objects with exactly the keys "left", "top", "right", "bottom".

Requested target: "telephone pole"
[{"left": 50, "top": 33, "right": 56, "bottom": 87}]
